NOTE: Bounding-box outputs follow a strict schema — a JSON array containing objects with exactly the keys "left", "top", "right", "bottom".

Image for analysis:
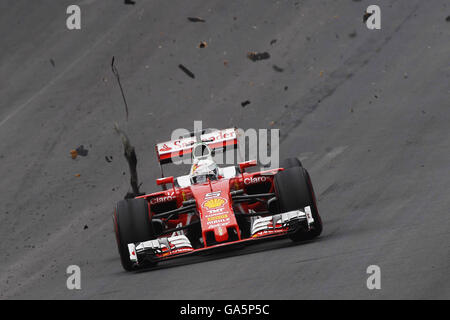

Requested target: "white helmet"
[{"left": 190, "top": 143, "right": 219, "bottom": 184}]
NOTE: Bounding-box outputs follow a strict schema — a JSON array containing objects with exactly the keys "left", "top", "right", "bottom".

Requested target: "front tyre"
[
  {"left": 280, "top": 157, "right": 303, "bottom": 169},
  {"left": 274, "top": 167, "right": 322, "bottom": 241},
  {"left": 113, "top": 198, "right": 156, "bottom": 271}
]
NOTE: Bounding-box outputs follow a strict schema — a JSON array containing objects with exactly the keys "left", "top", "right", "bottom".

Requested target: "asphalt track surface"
[{"left": 0, "top": 0, "right": 449, "bottom": 300}]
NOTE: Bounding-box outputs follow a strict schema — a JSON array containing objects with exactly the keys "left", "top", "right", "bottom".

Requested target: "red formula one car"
[{"left": 113, "top": 128, "right": 322, "bottom": 271}]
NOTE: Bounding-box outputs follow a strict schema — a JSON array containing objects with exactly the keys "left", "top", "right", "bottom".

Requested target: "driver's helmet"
[
  {"left": 190, "top": 143, "right": 219, "bottom": 184},
  {"left": 190, "top": 158, "right": 219, "bottom": 184}
]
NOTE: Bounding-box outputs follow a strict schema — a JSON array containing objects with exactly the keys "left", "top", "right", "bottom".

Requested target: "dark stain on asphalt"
[
  {"left": 273, "top": 65, "right": 284, "bottom": 72},
  {"left": 76, "top": 145, "right": 89, "bottom": 157},
  {"left": 178, "top": 64, "right": 195, "bottom": 79},
  {"left": 247, "top": 52, "right": 271, "bottom": 62},
  {"left": 187, "top": 17, "right": 206, "bottom": 23},
  {"left": 241, "top": 100, "right": 251, "bottom": 107}
]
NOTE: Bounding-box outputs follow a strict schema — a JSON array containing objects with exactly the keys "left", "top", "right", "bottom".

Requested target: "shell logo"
[{"left": 203, "top": 197, "right": 226, "bottom": 209}]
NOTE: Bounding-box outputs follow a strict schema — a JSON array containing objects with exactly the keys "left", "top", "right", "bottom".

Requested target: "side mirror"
[
  {"left": 156, "top": 176, "right": 174, "bottom": 186},
  {"left": 239, "top": 160, "right": 257, "bottom": 172}
]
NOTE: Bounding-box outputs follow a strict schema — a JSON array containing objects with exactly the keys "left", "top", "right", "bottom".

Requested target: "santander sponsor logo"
[
  {"left": 159, "top": 129, "right": 236, "bottom": 154},
  {"left": 244, "top": 176, "right": 267, "bottom": 185},
  {"left": 201, "top": 129, "right": 235, "bottom": 143},
  {"left": 173, "top": 138, "right": 195, "bottom": 149}
]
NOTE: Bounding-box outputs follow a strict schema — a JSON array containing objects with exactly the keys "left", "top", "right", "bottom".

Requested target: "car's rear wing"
[{"left": 155, "top": 128, "right": 238, "bottom": 164}]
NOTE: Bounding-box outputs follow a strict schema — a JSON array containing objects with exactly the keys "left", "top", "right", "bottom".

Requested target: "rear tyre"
[
  {"left": 281, "top": 157, "right": 303, "bottom": 169},
  {"left": 113, "top": 198, "right": 156, "bottom": 271},
  {"left": 274, "top": 167, "right": 322, "bottom": 242}
]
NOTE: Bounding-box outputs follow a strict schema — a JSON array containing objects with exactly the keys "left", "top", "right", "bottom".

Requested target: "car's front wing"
[{"left": 127, "top": 207, "right": 314, "bottom": 267}]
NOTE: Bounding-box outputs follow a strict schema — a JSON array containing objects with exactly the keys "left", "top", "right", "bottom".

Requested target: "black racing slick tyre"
[
  {"left": 281, "top": 157, "right": 303, "bottom": 169},
  {"left": 113, "top": 198, "right": 155, "bottom": 271},
  {"left": 274, "top": 167, "right": 322, "bottom": 242}
]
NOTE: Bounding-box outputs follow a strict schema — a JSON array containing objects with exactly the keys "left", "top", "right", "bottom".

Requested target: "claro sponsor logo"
[
  {"left": 244, "top": 176, "right": 267, "bottom": 185},
  {"left": 150, "top": 192, "right": 175, "bottom": 204}
]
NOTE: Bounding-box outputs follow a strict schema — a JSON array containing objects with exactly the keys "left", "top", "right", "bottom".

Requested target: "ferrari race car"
[{"left": 113, "top": 128, "right": 322, "bottom": 271}]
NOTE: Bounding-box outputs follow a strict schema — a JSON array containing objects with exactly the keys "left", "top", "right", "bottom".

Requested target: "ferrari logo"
[{"left": 203, "top": 198, "right": 226, "bottom": 209}]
